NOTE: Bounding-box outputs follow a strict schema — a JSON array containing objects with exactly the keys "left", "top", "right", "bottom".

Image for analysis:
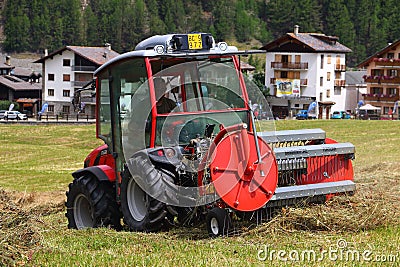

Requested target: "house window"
[
  {"left": 387, "top": 53, "right": 394, "bottom": 59},
  {"left": 63, "top": 90, "right": 70, "bottom": 97},
  {"left": 387, "top": 69, "right": 398, "bottom": 77},
  {"left": 320, "top": 77, "right": 323, "bottom": 86},
  {"left": 319, "top": 92, "right": 323, "bottom": 101},
  {"left": 294, "top": 104, "right": 300, "bottom": 108},
  {"left": 63, "top": 74, "right": 70, "bottom": 81},
  {"left": 327, "top": 72, "right": 331, "bottom": 81},
  {"left": 388, "top": 88, "right": 397, "bottom": 95},
  {"left": 63, "top": 59, "right": 71, "bottom": 66},
  {"left": 372, "top": 87, "right": 381, "bottom": 95},
  {"left": 48, "top": 89, "right": 54, "bottom": 96},
  {"left": 62, "top": 105, "right": 70, "bottom": 113},
  {"left": 383, "top": 107, "right": 390, "bottom": 114},
  {"left": 327, "top": 55, "right": 331, "bottom": 64},
  {"left": 371, "top": 69, "right": 382, "bottom": 76},
  {"left": 334, "top": 87, "right": 341, "bottom": 95},
  {"left": 48, "top": 73, "right": 55, "bottom": 81},
  {"left": 48, "top": 105, "right": 54, "bottom": 112},
  {"left": 320, "top": 55, "right": 324, "bottom": 69},
  {"left": 326, "top": 89, "right": 331, "bottom": 98},
  {"left": 280, "top": 71, "right": 288, "bottom": 78}
]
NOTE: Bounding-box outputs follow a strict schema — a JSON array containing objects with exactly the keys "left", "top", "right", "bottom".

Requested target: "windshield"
[
  {"left": 150, "top": 58, "right": 246, "bottom": 113},
  {"left": 121, "top": 56, "right": 274, "bottom": 157}
]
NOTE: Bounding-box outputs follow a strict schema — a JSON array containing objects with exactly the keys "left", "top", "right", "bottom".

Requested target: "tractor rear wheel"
[
  {"left": 65, "top": 175, "right": 121, "bottom": 230},
  {"left": 206, "top": 207, "right": 231, "bottom": 237},
  {"left": 121, "top": 156, "right": 175, "bottom": 232}
]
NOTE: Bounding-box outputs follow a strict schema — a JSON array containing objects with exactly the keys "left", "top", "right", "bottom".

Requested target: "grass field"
[{"left": 0, "top": 120, "right": 399, "bottom": 266}]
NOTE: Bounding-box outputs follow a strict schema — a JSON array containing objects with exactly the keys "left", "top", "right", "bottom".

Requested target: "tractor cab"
[{"left": 94, "top": 33, "right": 271, "bottom": 176}]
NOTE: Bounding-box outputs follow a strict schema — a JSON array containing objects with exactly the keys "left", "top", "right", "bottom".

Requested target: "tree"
[
  {"left": 265, "top": 0, "right": 296, "bottom": 38},
  {"left": 294, "top": 0, "right": 321, "bottom": 33},
  {"left": 145, "top": 0, "right": 167, "bottom": 36},
  {"left": 83, "top": 6, "right": 100, "bottom": 46},
  {"left": 60, "top": 0, "right": 83, "bottom": 45},
  {"left": 4, "top": 10, "right": 31, "bottom": 52},
  {"left": 212, "top": 0, "right": 235, "bottom": 41},
  {"left": 235, "top": 0, "right": 251, "bottom": 42},
  {"left": 324, "top": 0, "right": 356, "bottom": 65}
]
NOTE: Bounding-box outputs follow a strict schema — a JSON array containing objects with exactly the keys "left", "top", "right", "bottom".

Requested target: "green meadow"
[{"left": 0, "top": 120, "right": 399, "bottom": 266}]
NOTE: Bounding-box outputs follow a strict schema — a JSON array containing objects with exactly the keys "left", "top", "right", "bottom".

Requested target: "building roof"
[
  {"left": 260, "top": 32, "right": 352, "bottom": 53},
  {"left": 16, "top": 98, "right": 39, "bottom": 104},
  {"left": 0, "top": 75, "right": 41, "bottom": 91},
  {"left": 357, "top": 39, "right": 400, "bottom": 68},
  {"left": 34, "top": 45, "right": 120, "bottom": 65},
  {"left": 13, "top": 66, "right": 42, "bottom": 78},
  {"left": 240, "top": 62, "right": 256, "bottom": 71},
  {"left": 0, "top": 63, "right": 14, "bottom": 70},
  {"left": 345, "top": 70, "right": 367, "bottom": 85}
]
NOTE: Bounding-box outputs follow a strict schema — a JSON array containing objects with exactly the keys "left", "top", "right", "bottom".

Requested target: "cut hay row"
[{"left": 0, "top": 189, "right": 63, "bottom": 266}]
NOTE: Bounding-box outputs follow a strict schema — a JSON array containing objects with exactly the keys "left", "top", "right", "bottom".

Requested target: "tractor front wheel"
[
  {"left": 206, "top": 207, "right": 231, "bottom": 237},
  {"left": 121, "top": 156, "right": 174, "bottom": 232},
  {"left": 65, "top": 175, "right": 121, "bottom": 230}
]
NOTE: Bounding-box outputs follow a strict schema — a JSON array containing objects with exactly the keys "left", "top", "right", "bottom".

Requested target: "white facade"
[
  {"left": 265, "top": 51, "right": 348, "bottom": 118},
  {"left": 42, "top": 50, "right": 75, "bottom": 115},
  {"left": 35, "top": 45, "right": 119, "bottom": 118}
]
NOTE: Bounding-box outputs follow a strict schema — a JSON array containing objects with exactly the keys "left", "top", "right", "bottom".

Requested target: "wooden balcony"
[
  {"left": 335, "top": 64, "right": 346, "bottom": 71},
  {"left": 363, "top": 94, "right": 399, "bottom": 102},
  {"left": 364, "top": 76, "right": 400, "bottom": 84},
  {"left": 334, "top": 79, "right": 345, "bottom": 86},
  {"left": 270, "top": 78, "right": 308, "bottom": 86},
  {"left": 72, "top": 80, "right": 93, "bottom": 87},
  {"left": 373, "top": 58, "right": 400, "bottom": 66},
  {"left": 71, "top": 65, "right": 96, "bottom": 72},
  {"left": 271, "top": 62, "right": 308, "bottom": 70}
]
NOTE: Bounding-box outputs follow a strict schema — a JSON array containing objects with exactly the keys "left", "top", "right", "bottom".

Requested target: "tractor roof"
[{"left": 95, "top": 33, "right": 265, "bottom": 76}]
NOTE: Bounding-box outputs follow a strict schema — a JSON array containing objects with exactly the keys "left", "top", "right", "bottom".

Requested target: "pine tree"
[
  {"left": 324, "top": 0, "right": 356, "bottom": 65},
  {"left": 212, "top": 0, "right": 235, "bottom": 41},
  {"left": 145, "top": 0, "right": 167, "bottom": 36},
  {"left": 265, "top": 0, "right": 296, "bottom": 38},
  {"left": 294, "top": 0, "right": 321, "bottom": 33},
  {"left": 60, "top": 0, "right": 83, "bottom": 45},
  {"left": 83, "top": 5, "right": 99, "bottom": 46},
  {"left": 29, "top": 0, "right": 51, "bottom": 52},
  {"left": 235, "top": 0, "right": 251, "bottom": 42}
]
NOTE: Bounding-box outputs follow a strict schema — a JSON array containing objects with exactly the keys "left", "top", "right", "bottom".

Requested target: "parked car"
[
  {"left": 295, "top": 110, "right": 317, "bottom": 120},
  {"left": 357, "top": 110, "right": 380, "bottom": 120},
  {"left": 22, "top": 110, "right": 33, "bottom": 118},
  {"left": 4, "top": 111, "right": 28, "bottom": 120},
  {"left": 0, "top": 110, "right": 6, "bottom": 119},
  {"left": 331, "top": 111, "right": 351, "bottom": 119}
]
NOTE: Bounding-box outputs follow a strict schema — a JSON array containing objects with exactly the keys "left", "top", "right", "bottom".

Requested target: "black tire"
[
  {"left": 65, "top": 175, "right": 121, "bottom": 230},
  {"left": 121, "top": 156, "right": 176, "bottom": 232},
  {"left": 206, "top": 207, "right": 231, "bottom": 237}
]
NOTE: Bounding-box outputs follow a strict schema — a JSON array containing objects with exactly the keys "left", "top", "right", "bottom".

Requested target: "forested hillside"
[{"left": 2, "top": 0, "right": 400, "bottom": 67}]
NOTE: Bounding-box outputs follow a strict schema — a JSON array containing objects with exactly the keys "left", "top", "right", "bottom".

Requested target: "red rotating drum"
[{"left": 209, "top": 126, "right": 278, "bottom": 211}]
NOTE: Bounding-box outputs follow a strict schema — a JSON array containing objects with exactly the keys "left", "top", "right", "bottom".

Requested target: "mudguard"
[{"left": 72, "top": 165, "right": 116, "bottom": 182}]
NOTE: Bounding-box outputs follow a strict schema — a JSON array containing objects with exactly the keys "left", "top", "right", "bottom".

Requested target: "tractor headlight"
[
  {"left": 154, "top": 45, "right": 165, "bottom": 54},
  {"left": 217, "top": 42, "right": 228, "bottom": 51}
]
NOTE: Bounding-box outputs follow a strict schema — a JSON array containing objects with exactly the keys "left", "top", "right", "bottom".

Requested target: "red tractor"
[{"left": 66, "top": 33, "right": 355, "bottom": 236}]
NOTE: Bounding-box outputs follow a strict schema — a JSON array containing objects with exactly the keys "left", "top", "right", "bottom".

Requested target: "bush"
[{"left": 0, "top": 100, "right": 19, "bottom": 110}]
